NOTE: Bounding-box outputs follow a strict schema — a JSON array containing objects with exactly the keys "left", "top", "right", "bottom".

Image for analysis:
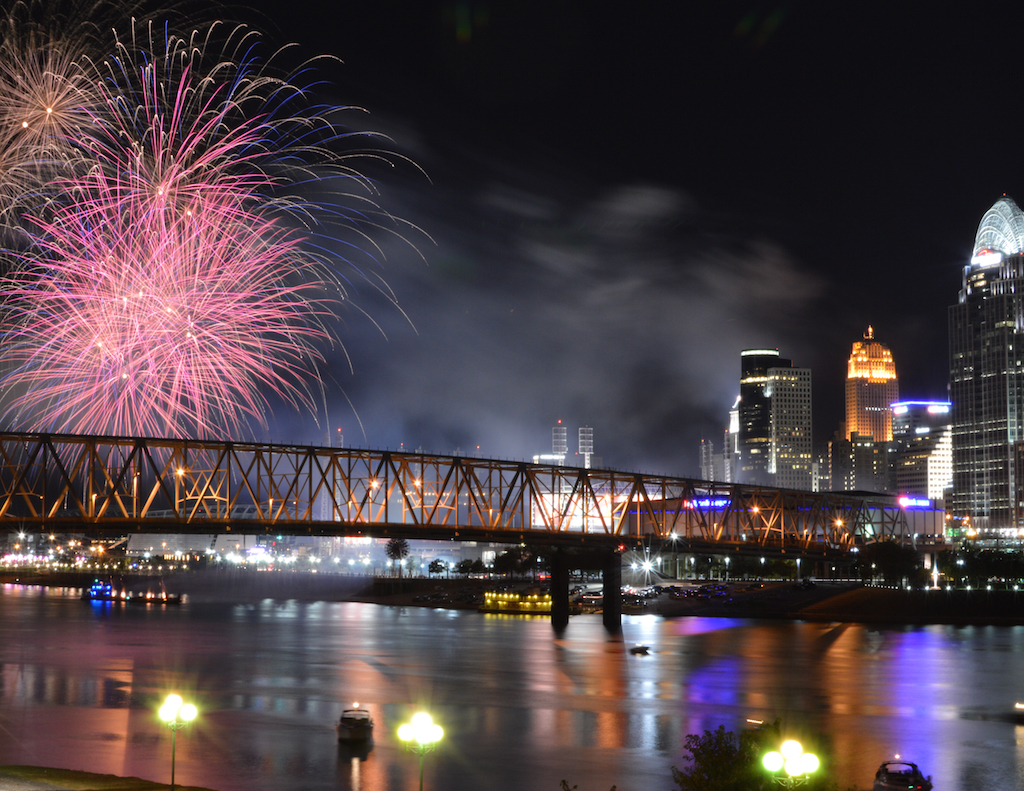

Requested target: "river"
[{"left": 0, "top": 582, "right": 1022, "bottom": 791}]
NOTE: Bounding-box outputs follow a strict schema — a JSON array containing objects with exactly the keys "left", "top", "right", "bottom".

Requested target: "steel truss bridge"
[{"left": 0, "top": 432, "right": 914, "bottom": 555}]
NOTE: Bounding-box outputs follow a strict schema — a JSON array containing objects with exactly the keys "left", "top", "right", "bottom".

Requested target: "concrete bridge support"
[
  {"left": 549, "top": 547, "right": 623, "bottom": 632},
  {"left": 550, "top": 549, "right": 571, "bottom": 631},
  {"left": 602, "top": 551, "right": 622, "bottom": 631}
]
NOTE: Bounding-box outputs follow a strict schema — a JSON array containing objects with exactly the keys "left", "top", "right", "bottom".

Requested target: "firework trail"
[{"left": 0, "top": 14, "right": 420, "bottom": 438}]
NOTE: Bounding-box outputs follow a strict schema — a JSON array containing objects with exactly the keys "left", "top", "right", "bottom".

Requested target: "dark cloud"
[{"left": 282, "top": 136, "right": 826, "bottom": 477}]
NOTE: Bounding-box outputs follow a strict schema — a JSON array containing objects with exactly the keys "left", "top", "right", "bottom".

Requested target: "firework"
[
  {"left": 3, "top": 164, "right": 334, "bottom": 437},
  {"left": 0, "top": 2, "right": 108, "bottom": 221},
  {"left": 0, "top": 15, "right": 419, "bottom": 438}
]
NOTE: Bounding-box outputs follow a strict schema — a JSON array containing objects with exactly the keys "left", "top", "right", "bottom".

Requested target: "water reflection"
[{"left": 4, "top": 587, "right": 1024, "bottom": 789}]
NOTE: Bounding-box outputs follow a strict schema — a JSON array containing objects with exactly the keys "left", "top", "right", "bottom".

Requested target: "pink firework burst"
[
  {"left": 2, "top": 164, "right": 335, "bottom": 438},
  {"left": 0, "top": 18, "right": 420, "bottom": 439}
]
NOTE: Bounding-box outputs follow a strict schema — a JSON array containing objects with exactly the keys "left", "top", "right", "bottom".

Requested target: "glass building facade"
[
  {"left": 948, "top": 196, "right": 1024, "bottom": 532},
  {"left": 738, "top": 349, "right": 812, "bottom": 490}
]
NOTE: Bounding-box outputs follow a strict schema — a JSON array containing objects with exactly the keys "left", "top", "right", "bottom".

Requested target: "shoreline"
[{"left": 4, "top": 569, "right": 1024, "bottom": 626}]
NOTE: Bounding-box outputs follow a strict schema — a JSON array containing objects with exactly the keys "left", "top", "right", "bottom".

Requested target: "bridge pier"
[
  {"left": 549, "top": 547, "right": 623, "bottom": 632},
  {"left": 550, "top": 549, "right": 571, "bottom": 631},
  {"left": 602, "top": 550, "right": 622, "bottom": 632}
]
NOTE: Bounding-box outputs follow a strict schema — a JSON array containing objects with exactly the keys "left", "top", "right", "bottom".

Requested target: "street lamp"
[
  {"left": 159, "top": 694, "right": 197, "bottom": 791},
  {"left": 398, "top": 711, "right": 444, "bottom": 791},
  {"left": 763, "top": 739, "right": 819, "bottom": 788}
]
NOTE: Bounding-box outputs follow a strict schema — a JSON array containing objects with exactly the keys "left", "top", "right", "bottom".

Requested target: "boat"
[
  {"left": 82, "top": 579, "right": 182, "bottom": 605},
  {"left": 336, "top": 703, "right": 374, "bottom": 742},
  {"left": 479, "top": 589, "right": 553, "bottom": 614},
  {"left": 82, "top": 579, "right": 128, "bottom": 602},
  {"left": 873, "top": 760, "right": 932, "bottom": 791}
]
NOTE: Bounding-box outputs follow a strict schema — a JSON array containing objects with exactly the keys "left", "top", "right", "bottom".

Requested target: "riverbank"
[
  {"left": 5, "top": 568, "right": 1024, "bottom": 625},
  {"left": 0, "top": 766, "right": 216, "bottom": 791}
]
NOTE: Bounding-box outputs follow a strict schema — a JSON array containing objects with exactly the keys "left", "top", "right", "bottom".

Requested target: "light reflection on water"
[{"left": 2, "top": 585, "right": 1024, "bottom": 790}]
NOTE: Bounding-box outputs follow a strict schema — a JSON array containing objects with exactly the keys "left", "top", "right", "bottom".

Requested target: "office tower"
[
  {"left": 828, "top": 429, "right": 893, "bottom": 493},
  {"left": 738, "top": 349, "right": 812, "bottom": 489},
  {"left": 846, "top": 326, "right": 898, "bottom": 442},
  {"left": 767, "top": 366, "right": 813, "bottom": 489},
  {"left": 949, "top": 195, "right": 1024, "bottom": 532},
  {"left": 892, "top": 401, "right": 952, "bottom": 503}
]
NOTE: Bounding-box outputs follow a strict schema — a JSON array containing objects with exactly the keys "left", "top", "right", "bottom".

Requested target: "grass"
[{"left": 0, "top": 766, "right": 218, "bottom": 791}]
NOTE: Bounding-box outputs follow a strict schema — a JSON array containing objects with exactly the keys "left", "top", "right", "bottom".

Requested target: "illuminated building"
[
  {"left": 948, "top": 195, "right": 1024, "bottom": 532},
  {"left": 738, "top": 349, "right": 812, "bottom": 489},
  {"left": 724, "top": 396, "right": 740, "bottom": 483},
  {"left": 891, "top": 401, "right": 952, "bottom": 504},
  {"left": 846, "top": 326, "right": 898, "bottom": 442}
]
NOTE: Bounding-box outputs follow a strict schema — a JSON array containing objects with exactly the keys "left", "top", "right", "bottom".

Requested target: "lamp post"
[
  {"left": 763, "top": 739, "right": 819, "bottom": 788},
  {"left": 398, "top": 711, "right": 443, "bottom": 791},
  {"left": 159, "top": 694, "right": 197, "bottom": 791}
]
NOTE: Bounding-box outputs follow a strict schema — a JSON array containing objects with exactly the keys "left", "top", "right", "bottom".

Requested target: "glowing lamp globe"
[
  {"left": 764, "top": 739, "right": 818, "bottom": 782},
  {"left": 763, "top": 751, "right": 784, "bottom": 772},
  {"left": 159, "top": 694, "right": 197, "bottom": 724},
  {"left": 398, "top": 711, "right": 443, "bottom": 747}
]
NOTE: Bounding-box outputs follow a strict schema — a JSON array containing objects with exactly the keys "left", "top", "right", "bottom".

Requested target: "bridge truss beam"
[{"left": 0, "top": 433, "right": 910, "bottom": 552}]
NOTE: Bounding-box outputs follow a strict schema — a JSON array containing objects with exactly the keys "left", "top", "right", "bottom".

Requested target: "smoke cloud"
[{"left": 279, "top": 131, "right": 825, "bottom": 478}]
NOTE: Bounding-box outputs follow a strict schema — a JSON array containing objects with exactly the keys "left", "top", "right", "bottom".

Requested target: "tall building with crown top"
[
  {"left": 846, "top": 326, "right": 898, "bottom": 442},
  {"left": 949, "top": 195, "right": 1024, "bottom": 532}
]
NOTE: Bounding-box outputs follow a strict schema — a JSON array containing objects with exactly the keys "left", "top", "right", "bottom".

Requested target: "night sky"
[{"left": 234, "top": 2, "right": 1024, "bottom": 476}]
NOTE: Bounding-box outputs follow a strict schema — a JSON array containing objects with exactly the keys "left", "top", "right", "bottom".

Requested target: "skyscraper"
[
  {"left": 738, "top": 349, "right": 812, "bottom": 489},
  {"left": 949, "top": 195, "right": 1024, "bottom": 532},
  {"left": 892, "top": 401, "right": 952, "bottom": 503},
  {"left": 846, "top": 326, "right": 898, "bottom": 442}
]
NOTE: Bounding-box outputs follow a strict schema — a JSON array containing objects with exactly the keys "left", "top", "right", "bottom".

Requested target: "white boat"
[
  {"left": 336, "top": 703, "right": 374, "bottom": 742},
  {"left": 873, "top": 760, "right": 932, "bottom": 791}
]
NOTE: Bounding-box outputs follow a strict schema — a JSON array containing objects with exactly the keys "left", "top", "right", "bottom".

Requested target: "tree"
[
  {"left": 671, "top": 720, "right": 791, "bottom": 791},
  {"left": 492, "top": 550, "right": 520, "bottom": 577},
  {"left": 456, "top": 559, "right": 474, "bottom": 576},
  {"left": 857, "top": 540, "right": 922, "bottom": 586},
  {"left": 385, "top": 538, "right": 410, "bottom": 578},
  {"left": 671, "top": 720, "right": 842, "bottom": 791},
  {"left": 428, "top": 558, "right": 446, "bottom": 577}
]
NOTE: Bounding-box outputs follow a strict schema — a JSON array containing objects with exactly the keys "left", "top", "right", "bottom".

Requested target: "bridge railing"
[{"left": 0, "top": 432, "right": 911, "bottom": 550}]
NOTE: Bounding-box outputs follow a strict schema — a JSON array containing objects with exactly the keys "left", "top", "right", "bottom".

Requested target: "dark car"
[{"left": 873, "top": 761, "right": 932, "bottom": 791}]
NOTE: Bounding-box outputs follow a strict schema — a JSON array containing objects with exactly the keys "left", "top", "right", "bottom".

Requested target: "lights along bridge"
[{"left": 0, "top": 432, "right": 921, "bottom": 626}]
